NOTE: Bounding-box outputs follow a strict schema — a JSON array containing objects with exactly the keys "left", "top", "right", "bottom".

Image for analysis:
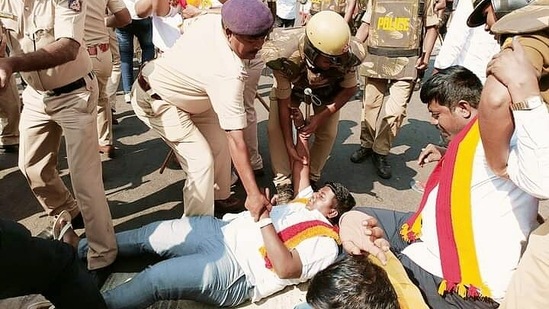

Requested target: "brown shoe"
[
  {"left": 99, "top": 145, "right": 115, "bottom": 158},
  {"left": 214, "top": 195, "right": 244, "bottom": 214}
]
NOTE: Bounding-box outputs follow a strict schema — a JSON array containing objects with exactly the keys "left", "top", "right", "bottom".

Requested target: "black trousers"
[
  {"left": 0, "top": 219, "right": 106, "bottom": 309},
  {"left": 354, "top": 207, "right": 499, "bottom": 309}
]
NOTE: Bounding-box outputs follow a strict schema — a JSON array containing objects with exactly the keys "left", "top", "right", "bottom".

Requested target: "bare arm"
[
  {"left": 416, "top": 26, "right": 438, "bottom": 70},
  {"left": 290, "top": 107, "right": 311, "bottom": 194},
  {"left": 106, "top": 8, "right": 131, "bottom": 27},
  {"left": 343, "top": 0, "right": 357, "bottom": 23},
  {"left": 226, "top": 129, "right": 271, "bottom": 220},
  {"left": 355, "top": 21, "right": 369, "bottom": 43},
  {"left": 259, "top": 212, "right": 303, "bottom": 278},
  {"left": 0, "top": 38, "right": 79, "bottom": 89},
  {"left": 135, "top": 0, "right": 153, "bottom": 18},
  {"left": 152, "top": 0, "right": 171, "bottom": 17}
]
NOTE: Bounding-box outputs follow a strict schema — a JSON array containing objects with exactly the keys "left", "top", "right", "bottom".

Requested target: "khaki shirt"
[
  {"left": 146, "top": 14, "right": 247, "bottom": 130},
  {"left": 0, "top": 0, "right": 92, "bottom": 91},
  {"left": 85, "top": 0, "right": 126, "bottom": 45}
]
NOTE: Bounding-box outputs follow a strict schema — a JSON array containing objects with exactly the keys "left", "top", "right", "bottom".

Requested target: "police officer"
[
  {"left": 0, "top": 75, "right": 20, "bottom": 153},
  {"left": 349, "top": 0, "right": 439, "bottom": 179},
  {"left": 265, "top": 11, "right": 363, "bottom": 203},
  {"left": 131, "top": 0, "right": 273, "bottom": 218},
  {"left": 85, "top": 0, "right": 130, "bottom": 158},
  {"left": 0, "top": 0, "right": 117, "bottom": 272}
]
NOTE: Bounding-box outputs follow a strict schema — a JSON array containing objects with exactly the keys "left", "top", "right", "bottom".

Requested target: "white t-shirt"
[
  {"left": 122, "top": 0, "right": 142, "bottom": 19},
  {"left": 403, "top": 106, "right": 549, "bottom": 301},
  {"left": 152, "top": 6, "right": 183, "bottom": 52},
  {"left": 222, "top": 187, "right": 339, "bottom": 302},
  {"left": 277, "top": 0, "right": 298, "bottom": 20}
]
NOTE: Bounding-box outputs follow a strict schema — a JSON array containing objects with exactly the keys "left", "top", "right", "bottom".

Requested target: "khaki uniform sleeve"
[
  {"left": 54, "top": 0, "right": 86, "bottom": 44},
  {"left": 273, "top": 70, "right": 293, "bottom": 100},
  {"left": 423, "top": 0, "right": 439, "bottom": 28},
  {"left": 339, "top": 70, "right": 358, "bottom": 88},
  {"left": 108, "top": 0, "right": 127, "bottom": 14},
  {"left": 206, "top": 75, "right": 247, "bottom": 130},
  {"left": 514, "top": 34, "right": 549, "bottom": 104}
]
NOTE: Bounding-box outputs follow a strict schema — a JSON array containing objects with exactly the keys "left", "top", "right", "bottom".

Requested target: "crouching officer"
[
  {"left": 264, "top": 11, "right": 364, "bottom": 203},
  {"left": 0, "top": 0, "right": 117, "bottom": 272}
]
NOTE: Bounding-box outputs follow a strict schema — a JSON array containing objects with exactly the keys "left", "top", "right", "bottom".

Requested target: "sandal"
[{"left": 52, "top": 210, "right": 72, "bottom": 241}]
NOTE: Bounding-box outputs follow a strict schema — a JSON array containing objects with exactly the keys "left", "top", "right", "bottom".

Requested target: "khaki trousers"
[
  {"left": 243, "top": 56, "right": 264, "bottom": 171},
  {"left": 131, "top": 84, "right": 231, "bottom": 216},
  {"left": 499, "top": 221, "right": 549, "bottom": 309},
  {"left": 268, "top": 89, "right": 340, "bottom": 184},
  {"left": 18, "top": 76, "right": 117, "bottom": 270},
  {"left": 359, "top": 78, "right": 414, "bottom": 155},
  {"left": 106, "top": 28, "right": 121, "bottom": 113},
  {"left": 0, "top": 75, "right": 21, "bottom": 146},
  {"left": 91, "top": 46, "right": 114, "bottom": 146}
]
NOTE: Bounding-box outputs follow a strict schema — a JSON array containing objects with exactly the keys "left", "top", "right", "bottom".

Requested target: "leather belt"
[
  {"left": 87, "top": 43, "right": 110, "bottom": 56},
  {"left": 137, "top": 72, "right": 162, "bottom": 100},
  {"left": 47, "top": 72, "right": 94, "bottom": 96}
]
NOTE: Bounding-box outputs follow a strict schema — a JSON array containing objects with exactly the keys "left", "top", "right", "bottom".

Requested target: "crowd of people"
[{"left": 0, "top": 0, "right": 548, "bottom": 308}]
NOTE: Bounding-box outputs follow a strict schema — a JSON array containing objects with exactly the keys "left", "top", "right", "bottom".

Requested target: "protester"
[{"left": 339, "top": 66, "right": 548, "bottom": 308}]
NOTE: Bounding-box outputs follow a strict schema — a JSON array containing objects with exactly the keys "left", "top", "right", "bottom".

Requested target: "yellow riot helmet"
[{"left": 304, "top": 11, "right": 359, "bottom": 70}]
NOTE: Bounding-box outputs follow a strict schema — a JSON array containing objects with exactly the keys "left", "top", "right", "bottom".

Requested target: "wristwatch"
[{"left": 510, "top": 96, "right": 544, "bottom": 111}]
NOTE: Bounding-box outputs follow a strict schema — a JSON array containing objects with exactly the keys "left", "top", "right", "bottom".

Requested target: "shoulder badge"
[{"left": 68, "top": 0, "right": 82, "bottom": 12}]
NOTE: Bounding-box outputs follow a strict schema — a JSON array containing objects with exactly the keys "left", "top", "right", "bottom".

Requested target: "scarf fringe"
[
  {"left": 400, "top": 215, "right": 422, "bottom": 242},
  {"left": 437, "top": 280, "right": 492, "bottom": 299}
]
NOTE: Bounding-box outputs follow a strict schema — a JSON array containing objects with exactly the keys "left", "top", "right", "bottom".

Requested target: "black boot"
[{"left": 372, "top": 152, "right": 392, "bottom": 179}]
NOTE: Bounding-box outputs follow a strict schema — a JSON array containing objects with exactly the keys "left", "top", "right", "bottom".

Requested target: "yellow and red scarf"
[{"left": 400, "top": 118, "right": 491, "bottom": 298}]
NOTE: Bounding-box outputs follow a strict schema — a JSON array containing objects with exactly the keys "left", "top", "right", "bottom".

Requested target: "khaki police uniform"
[
  {"left": 266, "top": 29, "right": 359, "bottom": 184},
  {"left": 185, "top": 9, "right": 265, "bottom": 172},
  {"left": 243, "top": 55, "right": 265, "bottom": 171},
  {"left": 0, "top": 75, "right": 20, "bottom": 147},
  {"left": 85, "top": 0, "right": 126, "bottom": 148},
  {"left": 132, "top": 14, "right": 247, "bottom": 216},
  {"left": 0, "top": 0, "right": 117, "bottom": 270},
  {"left": 358, "top": 0, "right": 438, "bottom": 155},
  {"left": 309, "top": 0, "right": 348, "bottom": 15},
  {"left": 106, "top": 27, "right": 122, "bottom": 113},
  {"left": 491, "top": 4, "right": 549, "bottom": 308}
]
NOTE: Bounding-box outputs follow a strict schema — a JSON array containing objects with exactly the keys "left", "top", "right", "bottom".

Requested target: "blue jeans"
[
  {"left": 78, "top": 217, "right": 252, "bottom": 309},
  {"left": 115, "top": 18, "right": 155, "bottom": 94}
]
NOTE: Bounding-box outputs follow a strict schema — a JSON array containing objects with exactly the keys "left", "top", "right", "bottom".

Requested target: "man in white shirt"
[{"left": 339, "top": 65, "right": 549, "bottom": 308}]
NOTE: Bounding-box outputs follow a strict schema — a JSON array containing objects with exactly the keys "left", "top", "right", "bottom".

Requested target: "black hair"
[
  {"left": 306, "top": 255, "right": 400, "bottom": 309},
  {"left": 420, "top": 65, "right": 483, "bottom": 110},
  {"left": 324, "top": 182, "right": 356, "bottom": 224}
]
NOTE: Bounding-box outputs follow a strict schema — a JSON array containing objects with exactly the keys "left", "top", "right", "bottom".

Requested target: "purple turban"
[{"left": 221, "top": 0, "right": 274, "bottom": 36}]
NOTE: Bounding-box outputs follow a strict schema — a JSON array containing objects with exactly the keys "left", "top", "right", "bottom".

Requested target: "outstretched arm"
[{"left": 290, "top": 107, "right": 311, "bottom": 194}]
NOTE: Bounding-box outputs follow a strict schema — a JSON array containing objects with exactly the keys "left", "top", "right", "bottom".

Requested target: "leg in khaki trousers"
[
  {"left": 0, "top": 75, "right": 21, "bottom": 147},
  {"left": 91, "top": 48, "right": 114, "bottom": 147},
  {"left": 268, "top": 89, "right": 340, "bottom": 183},
  {"left": 18, "top": 77, "right": 117, "bottom": 270},
  {"left": 499, "top": 221, "right": 549, "bottom": 309},
  {"left": 360, "top": 78, "right": 413, "bottom": 155},
  {"left": 106, "top": 28, "right": 121, "bottom": 113},
  {"left": 131, "top": 85, "right": 231, "bottom": 216},
  {"left": 243, "top": 57, "right": 264, "bottom": 171}
]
